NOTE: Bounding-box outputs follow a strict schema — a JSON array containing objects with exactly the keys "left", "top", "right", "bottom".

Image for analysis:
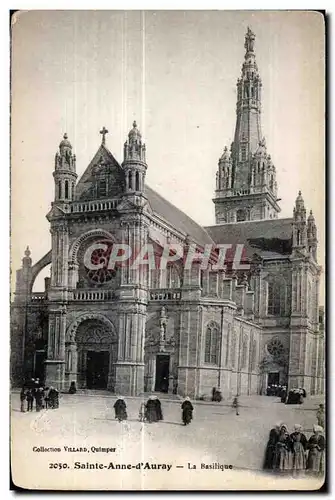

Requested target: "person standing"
[
  {"left": 138, "top": 402, "right": 146, "bottom": 422},
  {"left": 232, "top": 394, "right": 240, "bottom": 415},
  {"left": 20, "top": 387, "right": 27, "bottom": 412},
  {"left": 153, "top": 396, "right": 163, "bottom": 421},
  {"left": 181, "top": 397, "right": 194, "bottom": 425},
  {"left": 306, "top": 425, "right": 325, "bottom": 475},
  {"left": 145, "top": 396, "right": 158, "bottom": 423},
  {"left": 316, "top": 404, "right": 325, "bottom": 429},
  {"left": 290, "top": 424, "right": 307, "bottom": 473},
  {"left": 113, "top": 396, "right": 127, "bottom": 422},
  {"left": 272, "top": 424, "right": 292, "bottom": 472},
  {"left": 26, "top": 388, "right": 34, "bottom": 412},
  {"left": 69, "top": 381, "right": 77, "bottom": 394},
  {"left": 263, "top": 423, "right": 281, "bottom": 470},
  {"left": 35, "top": 387, "right": 43, "bottom": 412}
]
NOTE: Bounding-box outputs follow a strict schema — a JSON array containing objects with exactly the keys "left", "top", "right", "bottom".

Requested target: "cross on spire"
[{"left": 100, "top": 126, "right": 109, "bottom": 145}]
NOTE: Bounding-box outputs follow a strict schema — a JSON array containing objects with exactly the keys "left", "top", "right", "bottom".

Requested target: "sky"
[{"left": 11, "top": 10, "right": 325, "bottom": 298}]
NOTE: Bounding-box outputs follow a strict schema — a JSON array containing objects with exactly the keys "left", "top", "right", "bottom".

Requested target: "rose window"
[{"left": 267, "top": 338, "right": 284, "bottom": 357}]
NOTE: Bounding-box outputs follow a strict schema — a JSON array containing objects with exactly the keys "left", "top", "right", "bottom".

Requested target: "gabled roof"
[
  {"left": 205, "top": 218, "right": 293, "bottom": 258},
  {"left": 145, "top": 185, "right": 214, "bottom": 246},
  {"left": 75, "top": 144, "right": 125, "bottom": 200}
]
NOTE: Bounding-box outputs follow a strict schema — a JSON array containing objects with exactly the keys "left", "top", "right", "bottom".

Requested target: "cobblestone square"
[{"left": 11, "top": 392, "right": 325, "bottom": 490}]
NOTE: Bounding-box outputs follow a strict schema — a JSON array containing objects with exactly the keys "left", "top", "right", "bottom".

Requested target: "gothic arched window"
[
  {"left": 65, "top": 180, "right": 69, "bottom": 199},
  {"left": 204, "top": 322, "right": 220, "bottom": 365},
  {"left": 58, "top": 180, "right": 62, "bottom": 199},
  {"left": 267, "top": 276, "right": 287, "bottom": 316},
  {"left": 240, "top": 333, "right": 248, "bottom": 369},
  {"left": 98, "top": 179, "right": 107, "bottom": 197},
  {"left": 135, "top": 171, "right": 140, "bottom": 191},
  {"left": 128, "top": 171, "right": 132, "bottom": 191},
  {"left": 251, "top": 339, "right": 257, "bottom": 371},
  {"left": 231, "top": 331, "right": 237, "bottom": 369},
  {"left": 225, "top": 324, "right": 231, "bottom": 366},
  {"left": 167, "top": 264, "right": 180, "bottom": 288}
]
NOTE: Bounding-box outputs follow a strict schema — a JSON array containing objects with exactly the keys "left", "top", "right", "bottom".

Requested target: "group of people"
[
  {"left": 266, "top": 384, "right": 286, "bottom": 397},
  {"left": 113, "top": 395, "right": 194, "bottom": 426},
  {"left": 266, "top": 384, "right": 307, "bottom": 405},
  {"left": 285, "top": 388, "right": 307, "bottom": 405},
  {"left": 20, "top": 378, "right": 59, "bottom": 412},
  {"left": 263, "top": 422, "right": 325, "bottom": 475}
]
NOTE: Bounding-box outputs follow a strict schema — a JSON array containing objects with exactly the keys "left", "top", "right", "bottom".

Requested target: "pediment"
[{"left": 75, "top": 144, "right": 125, "bottom": 201}]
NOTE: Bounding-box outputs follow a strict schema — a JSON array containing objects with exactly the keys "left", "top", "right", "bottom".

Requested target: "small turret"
[
  {"left": 292, "top": 191, "right": 307, "bottom": 252},
  {"left": 307, "top": 210, "right": 318, "bottom": 260},
  {"left": 122, "top": 121, "right": 147, "bottom": 193},
  {"left": 217, "top": 146, "right": 232, "bottom": 191},
  {"left": 22, "top": 246, "right": 32, "bottom": 268},
  {"left": 53, "top": 133, "right": 78, "bottom": 203}
]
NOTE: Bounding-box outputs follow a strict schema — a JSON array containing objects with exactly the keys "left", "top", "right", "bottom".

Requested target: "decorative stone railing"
[
  {"left": 149, "top": 289, "right": 181, "bottom": 301},
  {"left": 70, "top": 199, "right": 118, "bottom": 213},
  {"left": 72, "top": 290, "right": 113, "bottom": 301}
]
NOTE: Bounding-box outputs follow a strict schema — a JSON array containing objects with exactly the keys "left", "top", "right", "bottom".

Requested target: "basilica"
[{"left": 11, "top": 28, "right": 325, "bottom": 398}]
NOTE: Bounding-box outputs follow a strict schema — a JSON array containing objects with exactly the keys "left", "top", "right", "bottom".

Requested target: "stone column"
[{"left": 45, "top": 306, "right": 67, "bottom": 390}]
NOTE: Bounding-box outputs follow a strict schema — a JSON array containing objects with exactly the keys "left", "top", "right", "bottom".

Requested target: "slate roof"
[
  {"left": 205, "top": 218, "right": 293, "bottom": 258},
  {"left": 145, "top": 185, "right": 214, "bottom": 246}
]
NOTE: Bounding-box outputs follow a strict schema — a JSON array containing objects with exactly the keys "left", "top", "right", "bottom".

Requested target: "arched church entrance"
[{"left": 67, "top": 317, "right": 117, "bottom": 391}]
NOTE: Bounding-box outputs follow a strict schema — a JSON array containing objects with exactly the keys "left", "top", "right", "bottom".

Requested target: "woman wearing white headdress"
[
  {"left": 290, "top": 424, "right": 307, "bottom": 473},
  {"left": 272, "top": 424, "right": 292, "bottom": 472},
  {"left": 307, "top": 424, "right": 325, "bottom": 474},
  {"left": 181, "top": 396, "right": 194, "bottom": 426}
]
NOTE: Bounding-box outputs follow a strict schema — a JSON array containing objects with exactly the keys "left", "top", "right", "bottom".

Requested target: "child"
[
  {"left": 139, "top": 402, "right": 146, "bottom": 422},
  {"left": 232, "top": 394, "right": 240, "bottom": 416}
]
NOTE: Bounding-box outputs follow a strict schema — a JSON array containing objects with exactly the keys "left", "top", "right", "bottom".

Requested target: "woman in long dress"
[
  {"left": 181, "top": 397, "right": 194, "bottom": 425},
  {"left": 306, "top": 425, "right": 325, "bottom": 475},
  {"left": 145, "top": 396, "right": 158, "bottom": 423},
  {"left": 290, "top": 424, "right": 307, "bottom": 473},
  {"left": 263, "top": 423, "right": 281, "bottom": 470},
  {"left": 272, "top": 424, "right": 292, "bottom": 472},
  {"left": 114, "top": 396, "right": 127, "bottom": 422},
  {"left": 153, "top": 396, "right": 163, "bottom": 421}
]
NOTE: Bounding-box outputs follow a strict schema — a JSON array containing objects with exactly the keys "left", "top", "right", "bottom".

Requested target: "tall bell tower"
[{"left": 214, "top": 28, "right": 281, "bottom": 224}]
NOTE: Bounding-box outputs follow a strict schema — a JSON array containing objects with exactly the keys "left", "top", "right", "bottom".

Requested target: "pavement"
[{"left": 10, "top": 392, "right": 325, "bottom": 491}]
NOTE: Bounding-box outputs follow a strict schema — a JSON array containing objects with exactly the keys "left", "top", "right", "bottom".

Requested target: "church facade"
[{"left": 11, "top": 29, "right": 325, "bottom": 398}]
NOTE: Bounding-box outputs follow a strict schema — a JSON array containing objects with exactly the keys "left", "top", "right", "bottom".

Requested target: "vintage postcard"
[{"left": 10, "top": 10, "right": 326, "bottom": 490}]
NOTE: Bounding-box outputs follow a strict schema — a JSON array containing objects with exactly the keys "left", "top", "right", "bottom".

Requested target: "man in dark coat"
[
  {"left": 181, "top": 397, "right": 194, "bottom": 425},
  {"left": 35, "top": 387, "right": 43, "bottom": 412},
  {"left": 114, "top": 397, "right": 127, "bottom": 422},
  {"left": 26, "top": 389, "right": 34, "bottom": 411},
  {"left": 263, "top": 423, "right": 281, "bottom": 470}
]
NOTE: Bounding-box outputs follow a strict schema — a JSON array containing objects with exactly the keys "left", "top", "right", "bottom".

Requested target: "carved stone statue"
[{"left": 244, "top": 27, "right": 255, "bottom": 53}]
